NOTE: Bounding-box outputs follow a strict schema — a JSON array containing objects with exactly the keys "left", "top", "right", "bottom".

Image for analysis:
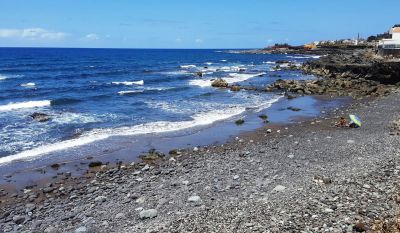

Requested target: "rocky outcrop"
[
  {"left": 303, "top": 54, "right": 400, "bottom": 85},
  {"left": 211, "top": 79, "right": 229, "bottom": 88},
  {"left": 30, "top": 112, "right": 51, "bottom": 122}
]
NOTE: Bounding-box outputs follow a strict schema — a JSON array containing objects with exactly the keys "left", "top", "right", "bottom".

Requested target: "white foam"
[
  {"left": 180, "top": 65, "right": 197, "bottom": 69},
  {"left": 189, "top": 79, "right": 213, "bottom": 87},
  {"left": 0, "top": 95, "right": 283, "bottom": 165},
  {"left": 0, "top": 107, "right": 244, "bottom": 164},
  {"left": 0, "top": 100, "right": 51, "bottom": 111},
  {"left": 52, "top": 112, "right": 99, "bottom": 124},
  {"left": 21, "top": 82, "right": 36, "bottom": 87},
  {"left": 112, "top": 80, "right": 144, "bottom": 86},
  {"left": 0, "top": 75, "right": 7, "bottom": 80},
  {"left": 220, "top": 59, "right": 227, "bottom": 62},
  {"left": 225, "top": 72, "right": 266, "bottom": 84},
  {"left": 263, "top": 61, "right": 275, "bottom": 64},
  {"left": 205, "top": 62, "right": 213, "bottom": 65},
  {"left": 118, "top": 90, "right": 143, "bottom": 95}
]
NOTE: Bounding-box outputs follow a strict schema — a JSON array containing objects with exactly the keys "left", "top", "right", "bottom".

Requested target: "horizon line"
[{"left": 0, "top": 46, "right": 261, "bottom": 50}]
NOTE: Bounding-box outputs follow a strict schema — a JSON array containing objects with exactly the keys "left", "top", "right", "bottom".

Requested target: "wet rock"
[
  {"left": 139, "top": 209, "right": 158, "bottom": 219},
  {"left": 50, "top": 163, "right": 60, "bottom": 170},
  {"left": 30, "top": 112, "right": 51, "bottom": 122},
  {"left": 353, "top": 222, "right": 367, "bottom": 232},
  {"left": 139, "top": 149, "right": 165, "bottom": 161},
  {"left": 88, "top": 161, "right": 103, "bottom": 168},
  {"left": 235, "top": 119, "right": 245, "bottom": 125},
  {"left": 230, "top": 86, "right": 241, "bottom": 91},
  {"left": 211, "top": 78, "right": 229, "bottom": 88},
  {"left": 287, "top": 106, "right": 301, "bottom": 112}
]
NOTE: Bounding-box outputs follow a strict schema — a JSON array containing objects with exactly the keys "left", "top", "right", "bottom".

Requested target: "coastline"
[
  {"left": 1, "top": 48, "right": 400, "bottom": 232},
  {"left": 1, "top": 89, "right": 399, "bottom": 232}
]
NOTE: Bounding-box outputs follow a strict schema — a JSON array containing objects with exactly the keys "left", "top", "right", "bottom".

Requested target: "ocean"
[{"left": 0, "top": 48, "right": 319, "bottom": 165}]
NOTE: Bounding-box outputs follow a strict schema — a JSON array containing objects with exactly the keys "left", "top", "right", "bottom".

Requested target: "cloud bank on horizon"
[{"left": 0, "top": 0, "right": 399, "bottom": 48}]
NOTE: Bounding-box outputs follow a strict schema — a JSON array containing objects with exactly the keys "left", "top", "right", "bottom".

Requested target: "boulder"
[
  {"left": 139, "top": 209, "right": 158, "bottom": 219},
  {"left": 30, "top": 112, "right": 51, "bottom": 122},
  {"left": 230, "top": 86, "right": 241, "bottom": 91},
  {"left": 211, "top": 79, "right": 229, "bottom": 88}
]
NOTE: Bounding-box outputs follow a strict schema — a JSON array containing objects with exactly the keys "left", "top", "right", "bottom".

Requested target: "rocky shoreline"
[{"left": 1, "top": 49, "right": 400, "bottom": 232}]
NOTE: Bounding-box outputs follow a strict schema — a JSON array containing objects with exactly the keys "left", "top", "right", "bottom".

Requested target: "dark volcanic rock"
[{"left": 30, "top": 112, "right": 51, "bottom": 122}]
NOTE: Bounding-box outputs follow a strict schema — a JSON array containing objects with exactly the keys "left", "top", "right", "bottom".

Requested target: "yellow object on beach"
[{"left": 349, "top": 114, "right": 362, "bottom": 127}]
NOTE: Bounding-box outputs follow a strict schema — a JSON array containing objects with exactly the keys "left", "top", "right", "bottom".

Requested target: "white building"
[{"left": 379, "top": 25, "right": 400, "bottom": 49}]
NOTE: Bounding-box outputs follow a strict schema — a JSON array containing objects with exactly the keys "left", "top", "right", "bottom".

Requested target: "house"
[{"left": 378, "top": 24, "right": 400, "bottom": 57}]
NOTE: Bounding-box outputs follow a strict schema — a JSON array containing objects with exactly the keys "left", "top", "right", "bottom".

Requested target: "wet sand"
[{"left": 0, "top": 94, "right": 349, "bottom": 192}]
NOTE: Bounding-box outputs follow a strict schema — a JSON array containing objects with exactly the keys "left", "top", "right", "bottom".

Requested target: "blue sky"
[{"left": 0, "top": 0, "right": 399, "bottom": 48}]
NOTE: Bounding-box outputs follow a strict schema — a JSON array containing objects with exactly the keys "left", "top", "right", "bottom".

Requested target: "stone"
[
  {"left": 88, "top": 161, "right": 103, "bottom": 168},
  {"left": 288, "top": 154, "right": 295, "bottom": 159},
  {"left": 75, "top": 226, "right": 87, "bottom": 233},
  {"left": 139, "top": 209, "right": 158, "bottom": 219},
  {"left": 30, "top": 112, "right": 51, "bottom": 122},
  {"left": 115, "top": 213, "right": 125, "bottom": 219},
  {"left": 233, "top": 175, "right": 240, "bottom": 180},
  {"left": 211, "top": 78, "right": 228, "bottom": 88},
  {"left": 188, "top": 195, "right": 202, "bottom": 206},
  {"left": 273, "top": 185, "right": 286, "bottom": 192},
  {"left": 266, "top": 129, "right": 272, "bottom": 134},
  {"left": 95, "top": 196, "right": 107, "bottom": 203},
  {"left": 13, "top": 215, "right": 25, "bottom": 224},
  {"left": 347, "top": 140, "right": 355, "bottom": 144}
]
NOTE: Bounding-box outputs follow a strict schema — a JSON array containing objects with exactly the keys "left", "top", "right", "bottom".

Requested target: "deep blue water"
[{"left": 0, "top": 48, "right": 317, "bottom": 162}]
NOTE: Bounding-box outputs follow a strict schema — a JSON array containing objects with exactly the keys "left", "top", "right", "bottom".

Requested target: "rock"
[
  {"left": 95, "top": 196, "right": 107, "bottom": 203},
  {"left": 50, "top": 163, "right": 60, "bottom": 170},
  {"left": 288, "top": 154, "right": 295, "bottom": 159},
  {"left": 115, "top": 213, "right": 125, "bottom": 219},
  {"left": 42, "top": 187, "right": 54, "bottom": 193},
  {"left": 12, "top": 215, "right": 25, "bottom": 224},
  {"left": 230, "top": 86, "right": 241, "bottom": 91},
  {"left": 188, "top": 195, "right": 202, "bottom": 205},
  {"left": 75, "top": 226, "right": 87, "bottom": 233},
  {"left": 233, "top": 175, "right": 240, "bottom": 180},
  {"left": 211, "top": 78, "right": 228, "bottom": 88},
  {"left": 259, "top": 115, "right": 268, "bottom": 120},
  {"left": 193, "top": 147, "right": 199, "bottom": 152},
  {"left": 88, "top": 161, "right": 103, "bottom": 168},
  {"left": 353, "top": 222, "right": 367, "bottom": 232},
  {"left": 287, "top": 106, "right": 301, "bottom": 112},
  {"left": 44, "top": 226, "right": 57, "bottom": 233},
  {"left": 322, "top": 177, "right": 332, "bottom": 184},
  {"left": 30, "top": 112, "right": 51, "bottom": 122},
  {"left": 140, "top": 149, "right": 165, "bottom": 161},
  {"left": 142, "top": 164, "right": 150, "bottom": 171},
  {"left": 266, "top": 129, "right": 272, "bottom": 134},
  {"left": 347, "top": 140, "right": 355, "bottom": 144},
  {"left": 235, "top": 119, "right": 245, "bottom": 125},
  {"left": 139, "top": 209, "right": 158, "bottom": 219},
  {"left": 273, "top": 185, "right": 286, "bottom": 192}
]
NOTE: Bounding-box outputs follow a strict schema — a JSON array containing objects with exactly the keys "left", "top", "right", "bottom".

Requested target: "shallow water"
[{"left": 0, "top": 48, "right": 319, "bottom": 164}]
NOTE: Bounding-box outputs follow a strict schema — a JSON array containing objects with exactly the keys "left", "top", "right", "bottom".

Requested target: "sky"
[{"left": 0, "top": 0, "right": 399, "bottom": 49}]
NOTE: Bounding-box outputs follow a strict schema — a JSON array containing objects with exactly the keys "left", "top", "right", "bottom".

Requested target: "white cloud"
[
  {"left": 82, "top": 33, "right": 100, "bottom": 41},
  {"left": 0, "top": 28, "right": 67, "bottom": 40},
  {"left": 195, "top": 38, "right": 203, "bottom": 43}
]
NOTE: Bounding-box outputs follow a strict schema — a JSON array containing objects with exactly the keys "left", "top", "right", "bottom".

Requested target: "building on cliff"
[{"left": 378, "top": 25, "right": 400, "bottom": 57}]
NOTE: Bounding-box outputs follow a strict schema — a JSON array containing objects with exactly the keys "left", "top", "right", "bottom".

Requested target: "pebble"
[
  {"left": 139, "top": 209, "right": 158, "bottom": 219},
  {"left": 233, "top": 175, "right": 240, "bottom": 180},
  {"left": 273, "top": 185, "right": 286, "bottom": 192},
  {"left": 115, "top": 213, "right": 125, "bottom": 219},
  {"left": 13, "top": 215, "right": 25, "bottom": 224},
  {"left": 347, "top": 140, "right": 355, "bottom": 144},
  {"left": 188, "top": 195, "right": 202, "bottom": 205},
  {"left": 94, "top": 196, "right": 107, "bottom": 203},
  {"left": 74, "top": 226, "right": 87, "bottom": 233}
]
